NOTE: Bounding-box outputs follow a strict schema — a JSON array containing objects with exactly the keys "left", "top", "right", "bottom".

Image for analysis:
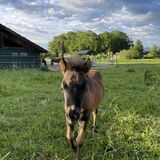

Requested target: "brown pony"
[{"left": 59, "top": 57, "right": 104, "bottom": 160}]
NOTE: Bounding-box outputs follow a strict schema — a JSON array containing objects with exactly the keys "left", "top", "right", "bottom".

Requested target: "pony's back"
[{"left": 83, "top": 70, "right": 104, "bottom": 112}]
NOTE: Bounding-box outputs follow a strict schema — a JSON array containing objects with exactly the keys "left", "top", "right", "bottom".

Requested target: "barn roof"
[
  {"left": 78, "top": 49, "right": 95, "bottom": 55},
  {"left": 0, "top": 23, "right": 47, "bottom": 53}
]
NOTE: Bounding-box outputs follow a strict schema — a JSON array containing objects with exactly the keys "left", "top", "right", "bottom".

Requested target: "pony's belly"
[{"left": 83, "top": 92, "right": 104, "bottom": 112}]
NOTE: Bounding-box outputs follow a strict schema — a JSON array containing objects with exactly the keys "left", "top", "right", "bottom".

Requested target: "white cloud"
[{"left": 0, "top": 0, "right": 160, "bottom": 49}]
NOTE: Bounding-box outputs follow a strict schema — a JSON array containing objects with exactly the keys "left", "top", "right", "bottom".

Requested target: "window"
[
  {"left": 12, "top": 52, "right": 18, "bottom": 56},
  {"left": 20, "top": 52, "right": 28, "bottom": 56}
]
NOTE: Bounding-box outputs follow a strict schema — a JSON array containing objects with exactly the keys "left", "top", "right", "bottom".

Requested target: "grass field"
[
  {"left": 0, "top": 64, "right": 160, "bottom": 160},
  {"left": 95, "top": 58, "right": 160, "bottom": 64}
]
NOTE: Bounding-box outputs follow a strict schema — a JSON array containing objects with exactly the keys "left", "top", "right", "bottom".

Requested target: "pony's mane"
[{"left": 66, "top": 56, "right": 86, "bottom": 71}]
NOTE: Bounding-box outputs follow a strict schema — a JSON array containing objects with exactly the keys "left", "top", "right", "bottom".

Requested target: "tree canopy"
[
  {"left": 144, "top": 44, "right": 160, "bottom": 58},
  {"left": 48, "top": 30, "right": 132, "bottom": 57}
]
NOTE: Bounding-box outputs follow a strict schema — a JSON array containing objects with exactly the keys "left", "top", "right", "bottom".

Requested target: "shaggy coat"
[{"left": 59, "top": 57, "right": 104, "bottom": 160}]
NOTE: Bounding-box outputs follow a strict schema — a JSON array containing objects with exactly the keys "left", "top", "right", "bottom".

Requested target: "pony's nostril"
[
  {"left": 69, "top": 111, "right": 79, "bottom": 120},
  {"left": 74, "top": 112, "right": 79, "bottom": 119},
  {"left": 69, "top": 112, "right": 74, "bottom": 119}
]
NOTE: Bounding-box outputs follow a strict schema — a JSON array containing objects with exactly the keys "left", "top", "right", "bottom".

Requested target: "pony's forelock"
[{"left": 66, "top": 56, "right": 86, "bottom": 71}]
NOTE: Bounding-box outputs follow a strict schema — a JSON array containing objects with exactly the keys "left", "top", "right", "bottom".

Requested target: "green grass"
[
  {"left": 96, "top": 58, "right": 160, "bottom": 64},
  {"left": 117, "top": 59, "right": 160, "bottom": 64},
  {"left": 0, "top": 65, "right": 160, "bottom": 160}
]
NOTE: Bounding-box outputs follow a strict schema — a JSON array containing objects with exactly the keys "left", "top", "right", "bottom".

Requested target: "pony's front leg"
[
  {"left": 76, "top": 112, "right": 90, "bottom": 160},
  {"left": 66, "top": 117, "right": 76, "bottom": 150}
]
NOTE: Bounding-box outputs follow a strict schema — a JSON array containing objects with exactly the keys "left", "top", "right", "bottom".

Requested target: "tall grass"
[{"left": 0, "top": 65, "right": 160, "bottom": 159}]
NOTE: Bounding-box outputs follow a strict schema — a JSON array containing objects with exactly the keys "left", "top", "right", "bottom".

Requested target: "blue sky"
[{"left": 0, "top": 0, "right": 160, "bottom": 49}]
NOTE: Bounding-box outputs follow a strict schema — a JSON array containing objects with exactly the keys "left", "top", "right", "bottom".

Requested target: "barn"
[{"left": 0, "top": 23, "right": 47, "bottom": 68}]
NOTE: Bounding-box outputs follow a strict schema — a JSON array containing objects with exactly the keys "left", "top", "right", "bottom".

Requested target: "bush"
[
  {"left": 126, "top": 68, "right": 135, "bottom": 73},
  {"left": 144, "top": 70, "right": 157, "bottom": 85},
  {"left": 0, "top": 83, "right": 14, "bottom": 96},
  {"left": 96, "top": 53, "right": 101, "bottom": 59},
  {"left": 118, "top": 49, "right": 132, "bottom": 59},
  {"left": 119, "top": 45, "right": 143, "bottom": 59},
  {"left": 144, "top": 53, "right": 157, "bottom": 59}
]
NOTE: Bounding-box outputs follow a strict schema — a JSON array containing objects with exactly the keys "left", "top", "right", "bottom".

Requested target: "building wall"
[{"left": 0, "top": 47, "right": 41, "bottom": 68}]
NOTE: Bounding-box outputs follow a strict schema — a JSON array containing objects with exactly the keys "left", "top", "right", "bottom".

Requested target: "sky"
[{"left": 0, "top": 0, "right": 160, "bottom": 49}]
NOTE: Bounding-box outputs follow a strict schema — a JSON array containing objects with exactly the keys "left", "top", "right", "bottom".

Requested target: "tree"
[
  {"left": 133, "top": 40, "right": 144, "bottom": 58},
  {"left": 149, "top": 44, "right": 160, "bottom": 57},
  {"left": 48, "top": 34, "right": 67, "bottom": 57},
  {"left": 66, "top": 31, "right": 78, "bottom": 53},
  {"left": 129, "top": 46, "right": 140, "bottom": 59},
  {"left": 99, "top": 32, "right": 111, "bottom": 53},
  {"left": 76, "top": 31, "right": 98, "bottom": 52},
  {"left": 48, "top": 30, "right": 133, "bottom": 56},
  {"left": 110, "top": 30, "right": 132, "bottom": 53},
  {"left": 144, "top": 44, "right": 160, "bottom": 58},
  {"left": 119, "top": 48, "right": 138, "bottom": 59},
  {"left": 119, "top": 40, "right": 144, "bottom": 59}
]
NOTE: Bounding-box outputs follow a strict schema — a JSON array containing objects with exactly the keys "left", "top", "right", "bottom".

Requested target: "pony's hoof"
[
  {"left": 93, "top": 126, "right": 98, "bottom": 133},
  {"left": 70, "top": 140, "right": 77, "bottom": 151}
]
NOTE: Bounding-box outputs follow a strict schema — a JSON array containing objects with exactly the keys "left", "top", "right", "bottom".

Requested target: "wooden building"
[{"left": 0, "top": 23, "right": 47, "bottom": 68}]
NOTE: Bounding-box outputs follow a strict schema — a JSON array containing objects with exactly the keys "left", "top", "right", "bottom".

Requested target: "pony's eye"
[
  {"left": 74, "top": 82, "right": 86, "bottom": 91},
  {"left": 81, "top": 81, "right": 87, "bottom": 90}
]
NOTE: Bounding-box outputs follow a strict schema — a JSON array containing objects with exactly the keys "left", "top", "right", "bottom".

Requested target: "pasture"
[
  {"left": 95, "top": 58, "right": 160, "bottom": 64},
  {"left": 0, "top": 64, "right": 160, "bottom": 160}
]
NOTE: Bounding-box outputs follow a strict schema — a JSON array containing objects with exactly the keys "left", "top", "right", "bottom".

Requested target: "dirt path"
[{"left": 47, "top": 63, "right": 114, "bottom": 71}]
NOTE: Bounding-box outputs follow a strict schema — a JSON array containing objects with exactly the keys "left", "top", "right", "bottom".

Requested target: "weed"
[
  {"left": 126, "top": 68, "right": 135, "bottom": 72},
  {"left": 144, "top": 70, "right": 157, "bottom": 85}
]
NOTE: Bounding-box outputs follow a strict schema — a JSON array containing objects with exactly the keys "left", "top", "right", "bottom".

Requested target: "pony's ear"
[
  {"left": 59, "top": 58, "right": 68, "bottom": 73},
  {"left": 83, "top": 58, "right": 91, "bottom": 73}
]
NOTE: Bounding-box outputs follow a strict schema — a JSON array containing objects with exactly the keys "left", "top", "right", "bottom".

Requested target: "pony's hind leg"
[{"left": 93, "top": 108, "right": 98, "bottom": 133}]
